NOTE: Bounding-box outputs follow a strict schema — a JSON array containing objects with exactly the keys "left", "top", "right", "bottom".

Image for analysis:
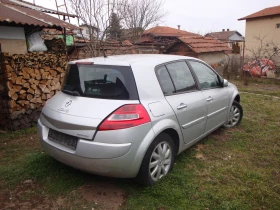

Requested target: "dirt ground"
[
  {"left": 0, "top": 179, "right": 126, "bottom": 210},
  {"left": 0, "top": 130, "right": 126, "bottom": 210}
]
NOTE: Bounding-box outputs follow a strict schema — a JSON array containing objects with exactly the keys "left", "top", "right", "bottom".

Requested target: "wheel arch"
[
  {"left": 234, "top": 94, "right": 240, "bottom": 103},
  {"left": 160, "top": 128, "right": 180, "bottom": 155}
]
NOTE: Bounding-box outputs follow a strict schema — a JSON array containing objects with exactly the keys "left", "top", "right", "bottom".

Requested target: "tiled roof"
[
  {"left": 239, "top": 5, "right": 280, "bottom": 20},
  {"left": 143, "top": 26, "right": 196, "bottom": 37},
  {"left": 206, "top": 31, "right": 244, "bottom": 41},
  {"left": 178, "top": 36, "right": 231, "bottom": 53},
  {"left": 122, "top": 40, "right": 133, "bottom": 46},
  {"left": 0, "top": 0, "right": 78, "bottom": 29}
]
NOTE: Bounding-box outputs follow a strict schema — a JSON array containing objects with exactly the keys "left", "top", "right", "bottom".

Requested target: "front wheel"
[
  {"left": 224, "top": 101, "right": 243, "bottom": 128},
  {"left": 136, "top": 133, "right": 175, "bottom": 186}
]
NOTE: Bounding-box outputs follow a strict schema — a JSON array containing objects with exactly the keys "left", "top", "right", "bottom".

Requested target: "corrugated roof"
[
  {"left": 178, "top": 36, "right": 231, "bottom": 53},
  {"left": 239, "top": 5, "right": 280, "bottom": 20},
  {"left": 0, "top": 0, "right": 78, "bottom": 29},
  {"left": 206, "top": 31, "right": 244, "bottom": 41},
  {"left": 143, "top": 26, "right": 196, "bottom": 37},
  {"left": 5, "top": 0, "right": 77, "bottom": 17}
]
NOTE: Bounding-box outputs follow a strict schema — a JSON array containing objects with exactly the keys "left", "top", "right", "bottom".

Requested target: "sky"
[{"left": 26, "top": 0, "right": 280, "bottom": 36}]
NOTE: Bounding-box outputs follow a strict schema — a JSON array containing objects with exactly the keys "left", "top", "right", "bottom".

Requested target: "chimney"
[
  {"left": 222, "top": 29, "right": 225, "bottom": 32},
  {"left": 227, "top": 29, "right": 229, "bottom": 31},
  {"left": 178, "top": 25, "right": 181, "bottom": 30}
]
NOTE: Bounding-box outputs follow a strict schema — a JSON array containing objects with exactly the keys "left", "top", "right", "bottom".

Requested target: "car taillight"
[{"left": 98, "top": 104, "right": 151, "bottom": 131}]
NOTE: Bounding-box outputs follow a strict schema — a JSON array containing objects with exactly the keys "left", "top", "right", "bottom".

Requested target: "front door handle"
[
  {"left": 207, "top": 97, "right": 213, "bottom": 102},
  {"left": 177, "top": 103, "right": 187, "bottom": 110}
]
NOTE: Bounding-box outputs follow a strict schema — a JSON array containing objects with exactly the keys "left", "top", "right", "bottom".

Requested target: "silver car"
[{"left": 38, "top": 54, "right": 243, "bottom": 185}]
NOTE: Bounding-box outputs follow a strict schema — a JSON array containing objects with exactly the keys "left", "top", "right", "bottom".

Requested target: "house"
[
  {"left": 166, "top": 35, "right": 231, "bottom": 65},
  {"left": 238, "top": 5, "right": 280, "bottom": 60},
  {"left": 138, "top": 26, "right": 197, "bottom": 48},
  {"left": 205, "top": 29, "right": 244, "bottom": 53},
  {"left": 0, "top": 0, "right": 78, "bottom": 131},
  {"left": 0, "top": 0, "right": 78, "bottom": 54},
  {"left": 73, "top": 24, "right": 98, "bottom": 40}
]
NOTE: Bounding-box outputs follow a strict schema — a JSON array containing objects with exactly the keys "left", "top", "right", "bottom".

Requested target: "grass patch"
[
  {"left": 122, "top": 93, "right": 280, "bottom": 210},
  {"left": 231, "top": 79, "right": 280, "bottom": 97},
  {"left": 0, "top": 92, "right": 280, "bottom": 209},
  {"left": 0, "top": 128, "right": 87, "bottom": 196}
]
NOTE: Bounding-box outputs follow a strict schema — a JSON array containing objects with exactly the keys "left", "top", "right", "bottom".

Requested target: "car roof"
[{"left": 68, "top": 54, "right": 200, "bottom": 67}]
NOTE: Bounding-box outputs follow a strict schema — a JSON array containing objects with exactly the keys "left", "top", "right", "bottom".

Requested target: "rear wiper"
[{"left": 62, "top": 90, "right": 80, "bottom": 96}]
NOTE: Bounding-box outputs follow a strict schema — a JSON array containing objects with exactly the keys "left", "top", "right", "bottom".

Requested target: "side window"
[
  {"left": 165, "top": 61, "right": 197, "bottom": 93},
  {"left": 156, "top": 66, "right": 175, "bottom": 95},
  {"left": 188, "top": 61, "right": 220, "bottom": 90}
]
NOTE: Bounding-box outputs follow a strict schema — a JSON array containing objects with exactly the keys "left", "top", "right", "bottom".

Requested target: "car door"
[
  {"left": 188, "top": 60, "right": 230, "bottom": 133},
  {"left": 156, "top": 61, "right": 207, "bottom": 144}
]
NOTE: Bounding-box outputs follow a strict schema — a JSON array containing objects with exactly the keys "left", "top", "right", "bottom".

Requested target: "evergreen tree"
[{"left": 107, "top": 13, "right": 122, "bottom": 40}]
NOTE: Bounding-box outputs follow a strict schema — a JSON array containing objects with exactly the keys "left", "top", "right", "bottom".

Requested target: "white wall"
[
  {"left": 198, "top": 52, "right": 225, "bottom": 65},
  {"left": 0, "top": 26, "right": 26, "bottom": 40},
  {"left": 229, "top": 33, "right": 244, "bottom": 42}
]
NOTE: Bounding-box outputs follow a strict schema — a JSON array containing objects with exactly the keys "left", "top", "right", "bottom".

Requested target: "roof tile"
[
  {"left": 143, "top": 26, "right": 196, "bottom": 37},
  {"left": 239, "top": 5, "right": 280, "bottom": 20},
  {"left": 178, "top": 36, "right": 231, "bottom": 53}
]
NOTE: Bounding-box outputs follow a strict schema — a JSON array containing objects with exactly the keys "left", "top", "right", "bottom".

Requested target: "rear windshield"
[{"left": 62, "top": 64, "right": 139, "bottom": 100}]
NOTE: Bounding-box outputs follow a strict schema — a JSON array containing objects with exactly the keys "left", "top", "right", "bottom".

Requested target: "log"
[
  {"left": 27, "top": 88, "right": 35, "bottom": 94},
  {"left": 23, "top": 71, "right": 30, "bottom": 79},
  {"left": 34, "top": 87, "right": 41, "bottom": 95},
  {"left": 7, "top": 81, "right": 13, "bottom": 90},
  {"left": 19, "top": 90, "right": 26, "bottom": 94},
  {"left": 27, "top": 94, "right": 33, "bottom": 101},
  {"left": 8, "top": 89, "right": 16, "bottom": 98},
  {"left": 15, "top": 76, "right": 24, "bottom": 85},
  {"left": 13, "top": 85, "right": 22, "bottom": 92},
  {"left": 18, "top": 93, "right": 27, "bottom": 100},
  {"left": 39, "top": 84, "right": 46, "bottom": 91},
  {"left": 42, "top": 93, "right": 47, "bottom": 100},
  {"left": 23, "top": 83, "right": 30, "bottom": 89},
  {"left": 43, "top": 87, "right": 51, "bottom": 94},
  {"left": 30, "top": 98, "right": 37, "bottom": 103},
  {"left": 11, "top": 93, "right": 18, "bottom": 100},
  {"left": 42, "top": 72, "right": 50, "bottom": 79}
]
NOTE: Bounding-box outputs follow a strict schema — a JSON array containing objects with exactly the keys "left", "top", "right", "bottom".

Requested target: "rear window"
[{"left": 62, "top": 64, "right": 139, "bottom": 100}]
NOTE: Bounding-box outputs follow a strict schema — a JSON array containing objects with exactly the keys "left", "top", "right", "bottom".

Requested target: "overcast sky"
[{"left": 27, "top": 0, "right": 280, "bottom": 36}]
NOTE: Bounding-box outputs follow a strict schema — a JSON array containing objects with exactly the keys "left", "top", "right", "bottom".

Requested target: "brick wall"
[{"left": 0, "top": 39, "right": 27, "bottom": 54}]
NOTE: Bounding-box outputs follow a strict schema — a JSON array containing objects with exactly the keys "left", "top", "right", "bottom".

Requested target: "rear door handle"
[
  {"left": 207, "top": 97, "right": 213, "bottom": 102},
  {"left": 177, "top": 103, "right": 187, "bottom": 110}
]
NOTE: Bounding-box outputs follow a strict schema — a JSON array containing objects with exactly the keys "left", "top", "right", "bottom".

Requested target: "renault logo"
[{"left": 65, "top": 100, "right": 72, "bottom": 107}]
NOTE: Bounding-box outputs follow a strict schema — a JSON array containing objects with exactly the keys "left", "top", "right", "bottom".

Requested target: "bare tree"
[
  {"left": 68, "top": 0, "right": 118, "bottom": 56},
  {"left": 118, "top": 0, "right": 167, "bottom": 42},
  {"left": 242, "top": 35, "right": 280, "bottom": 85},
  {"left": 246, "top": 35, "right": 280, "bottom": 76}
]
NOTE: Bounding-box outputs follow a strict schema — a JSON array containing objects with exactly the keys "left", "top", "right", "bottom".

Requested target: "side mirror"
[{"left": 223, "top": 79, "right": 229, "bottom": 87}]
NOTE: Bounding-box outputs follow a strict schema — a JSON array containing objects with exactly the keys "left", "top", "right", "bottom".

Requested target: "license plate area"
[{"left": 48, "top": 129, "right": 78, "bottom": 150}]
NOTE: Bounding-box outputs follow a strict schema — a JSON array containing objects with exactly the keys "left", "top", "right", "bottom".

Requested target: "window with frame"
[
  {"left": 165, "top": 62, "right": 197, "bottom": 93},
  {"left": 156, "top": 61, "right": 197, "bottom": 95},
  {"left": 276, "top": 23, "right": 280, "bottom": 29},
  {"left": 188, "top": 60, "right": 220, "bottom": 90},
  {"left": 156, "top": 65, "right": 175, "bottom": 95}
]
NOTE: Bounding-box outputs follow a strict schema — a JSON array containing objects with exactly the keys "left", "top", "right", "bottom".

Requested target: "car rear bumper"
[{"left": 37, "top": 119, "right": 154, "bottom": 178}]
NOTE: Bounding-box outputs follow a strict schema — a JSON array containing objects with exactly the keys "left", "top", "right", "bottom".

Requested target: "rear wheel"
[
  {"left": 136, "top": 133, "right": 175, "bottom": 186},
  {"left": 224, "top": 101, "right": 243, "bottom": 128}
]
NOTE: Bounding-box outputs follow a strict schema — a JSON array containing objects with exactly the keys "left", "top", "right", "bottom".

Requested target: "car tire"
[
  {"left": 136, "top": 133, "right": 175, "bottom": 186},
  {"left": 223, "top": 101, "right": 243, "bottom": 128}
]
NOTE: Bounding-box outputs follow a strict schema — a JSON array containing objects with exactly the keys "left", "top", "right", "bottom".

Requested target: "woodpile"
[
  {"left": 1, "top": 52, "right": 67, "bottom": 130},
  {"left": 44, "top": 38, "right": 66, "bottom": 53}
]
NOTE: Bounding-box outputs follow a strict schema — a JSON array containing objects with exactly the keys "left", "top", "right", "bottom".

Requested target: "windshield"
[{"left": 62, "top": 64, "right": 139, "bottom": 100}]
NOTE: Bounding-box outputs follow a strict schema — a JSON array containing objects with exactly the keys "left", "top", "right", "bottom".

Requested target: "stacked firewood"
[{"left": 2, "top": 52, "right": 67, "bottom": 130}]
